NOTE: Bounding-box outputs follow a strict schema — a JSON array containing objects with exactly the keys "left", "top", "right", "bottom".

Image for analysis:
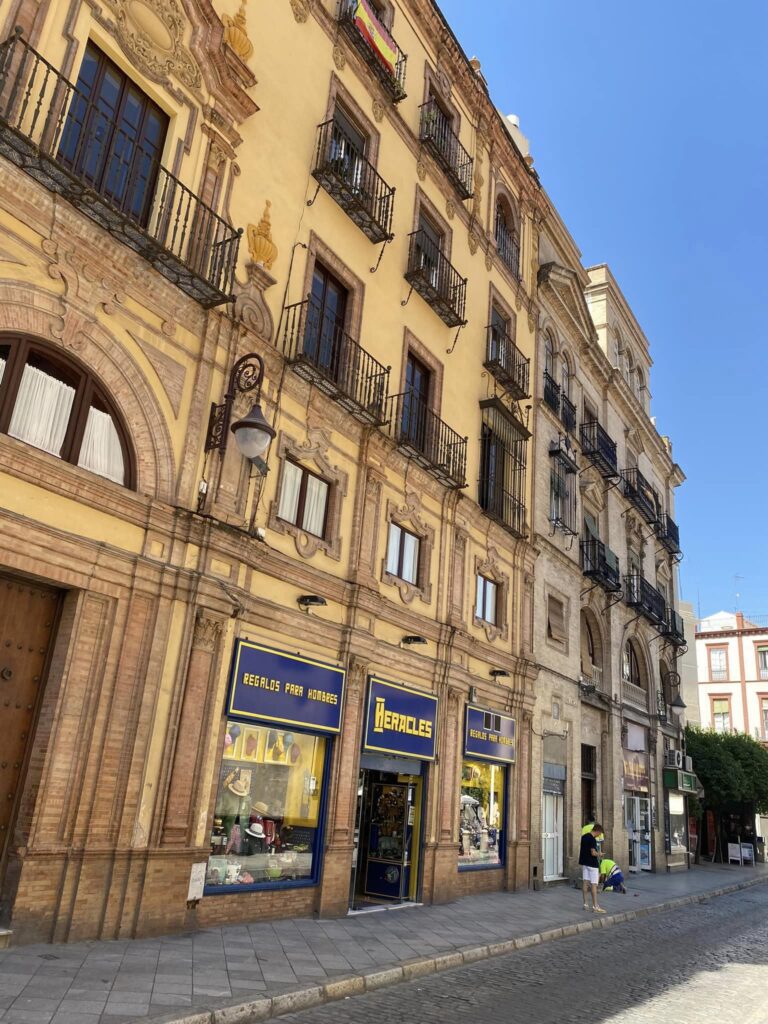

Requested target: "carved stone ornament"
[
  {"left": 103, "top": 0, "right": 201, "bottom": 89},
  {"left": 193, "top": 614, "right": 223, "bottom": 652},
  {"left": 333, "top": 44, "right": 347, "bottom": 71},
  {"left": 234, "top": 261, "right": 276, "bottom": 342},
  {"left": 417, "top": 157, "right": 427, "bottom": 182},
  {"left": 247, "top": 200, "right": 278, "bottom": 269},
  {"left": 372, "top": 98, "right": 385, "bottom": 123},
  {"left": 223, "top": 0, "right": 253, "bottom": 62},
  {"left": 468, "top": 232, "right": 479, "bottom": 255},
  {"left": 290, "top": 0, "right": 312, "bottom": 22},
  {"left": 485, "top": 252, "right": 493, "bottom": 272},
  {"left": 445, "top": 197, "right": 456, "bottom": 220}
]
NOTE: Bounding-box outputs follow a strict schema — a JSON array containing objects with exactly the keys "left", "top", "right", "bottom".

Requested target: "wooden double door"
[{"left": 0, "top": 573, "right": 60, "bottom": 923}]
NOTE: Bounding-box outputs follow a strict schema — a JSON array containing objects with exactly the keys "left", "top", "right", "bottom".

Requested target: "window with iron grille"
[
  {"left": 478, "top": 400, "right": 527, "bottom": 537},
  {"left": 581, "top": 744, "right": 596, "bottom": 778},
  {"left": 549, "top": 452, "right": 577, "bottom": 534}
]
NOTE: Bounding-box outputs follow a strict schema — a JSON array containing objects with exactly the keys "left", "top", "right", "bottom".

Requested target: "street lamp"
[
  {"left": 670, "top": 693, "right": 687, "bottom": 722},
  {"left": 205, "top": 353, "right": 275, "bottom": 471}
]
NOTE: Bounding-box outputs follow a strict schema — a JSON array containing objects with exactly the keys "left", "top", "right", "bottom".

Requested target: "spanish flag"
[{"left": 354, "top": 0, "right": 397, "bottom": 78}]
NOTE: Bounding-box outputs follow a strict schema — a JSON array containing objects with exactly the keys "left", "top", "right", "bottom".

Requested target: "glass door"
[
  {"left": 625, "top": 795, "right": 640, "bottom": 871},
  {"left": 542, "top": 792, "right": 563, "bottom": 880},
  {"left": 638, "top": 796, "right": 652, "bottom": 870}
]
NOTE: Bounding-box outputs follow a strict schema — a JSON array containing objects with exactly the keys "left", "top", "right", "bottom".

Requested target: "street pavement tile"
[{"left": 149, "top": 993, "right": 193, "bottom": 1007}]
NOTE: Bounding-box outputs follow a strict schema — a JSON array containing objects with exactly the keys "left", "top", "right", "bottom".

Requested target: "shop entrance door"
[
  {"left": 542, "top": 792, "right": 564, "bottom": 880},
  {"left": 350, "top": 768, "right": 423, "bottom": 909},
  {"left": 0, "top": 573, "right": 60, "bottom": 924},
  {"left": 625, "top": 794, "right": 652, "bottom": 872}
]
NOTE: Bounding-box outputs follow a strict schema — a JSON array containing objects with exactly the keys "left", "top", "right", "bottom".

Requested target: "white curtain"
[
  {"left": 401, "top": 530, "right": 419, "bottom": 584},
  {"left": 277, "top": 461, "right": 302, "bottom": 524},
  {"left": 0, "top": 355, "right": 6, "bottom": 387},
  {"left": 386, "top": 523, "right": 401, "bottom": 575},
  {"left": 303, "top": 475, "right": 328, "bottom": 537},
  {"left": 8, "top": 362, "right": 75, "bottom": 456},
  {"left": 77, "top": 405, "right": 125, "bottom": 484}
]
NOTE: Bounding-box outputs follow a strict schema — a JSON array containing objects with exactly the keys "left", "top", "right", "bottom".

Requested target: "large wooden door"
[{"left": 0, "top": 574, "right": 60, "bottom": 890}]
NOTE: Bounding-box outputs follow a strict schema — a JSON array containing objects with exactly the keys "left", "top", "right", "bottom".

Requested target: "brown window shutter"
[{"left": 547, "top": 595, "right": 567, "bottom": 643}]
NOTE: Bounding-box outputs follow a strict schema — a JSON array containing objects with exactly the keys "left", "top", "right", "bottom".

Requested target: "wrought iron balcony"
[
  {"left": 404, "top": 229, "right": 467, "bottom": 327},
  {"left": 580, "top": 419, "right": 618, "bottom": 478},
  {"left": 479, "top": 479, "right": 526, "bottom": 538},
  {"left": 484, "top": 324, "right": 529, "bottom": 401},
  {"left": 581, "top": 539, "right": 621, "bottom": 593},
  {"left": 621, "top": 467, "right": 659, "bottom": 525},
  {"left": 281, "top": 298, "right": 390, "bottom": 426},
  {"left": 624, "top": 573, "right": 667, "bottom": 628},
  {"left": 387, "top": 390, "right": 467, "bottom": 488},
  {"left": 311, "top": 119, "right": 395, "bottom": 244},
  {"left": 560, "top": 393, "right": 576, "bottom": 433},
  {"left": 418, "top": 98, "right": 473, "bottom": 200},
  {"left": 656, "top": 512, "right": 681, "bottom": 556},
  {"left": 661, "top": 608, "right": 686, "bottom": 646},
  {"left": 543, "top": 370, "right": 560, "bottom": 415},
  {"left": 496, "top": 220, "right": 520, "bottom": 279},
  {"left": 0, "top": 31, "right": 240, "bottom": 307},
  {"left": 338, "top": 0, "right": 407, "bottom": 102}
]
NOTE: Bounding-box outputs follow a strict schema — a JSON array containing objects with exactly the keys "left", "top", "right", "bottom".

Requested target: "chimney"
[{"left": 736, "top": 612, "right": 745, "bottom": 630}]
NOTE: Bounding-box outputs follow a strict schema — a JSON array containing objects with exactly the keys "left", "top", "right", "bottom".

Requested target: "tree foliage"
[{"left": 685, "top": 726, "right": 768, "bottom": 813}]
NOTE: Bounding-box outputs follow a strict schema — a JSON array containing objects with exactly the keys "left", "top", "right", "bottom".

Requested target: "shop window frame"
[{"left": 458, "top": 756, "right": 507, "bottom": 872}]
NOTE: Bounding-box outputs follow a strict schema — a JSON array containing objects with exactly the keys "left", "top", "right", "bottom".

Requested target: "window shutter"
[
  {"left": 583, "top": 512, "right": 599, "bottom": 540},
  {"left": 547, "top": 595, "right": 567, "bottom": 643}
]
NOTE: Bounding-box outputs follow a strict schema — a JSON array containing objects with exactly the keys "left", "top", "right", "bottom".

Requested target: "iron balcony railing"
[
  {"left": 560, "top": 393, "right": 576, "bottom": 434},
  {"left": 0, "top": 30, "right": 240, "bottom": 307},
  {"left": 580, "top": 419, "right": 618, "bottom": 478},
  {"left": 661, "top": 608, "right": 686, "bottom": 646},
  {"left": 387, "top": 390, "right": 467, "bottom": 488},
  {"left": 478, "top": 476, "right": 526, "bottom": 538},
  {"left": 624, "top": 573, "right": 667, "bottom": 628},
  {"left": 484, "top": 324, "right": 529, "bottom": 401},
  {"left": 338, "top": 0, "right": 407, "bottom": 102},
  {"left": 621, "top": 467, "right": 659, "bottom": 525},
  {"left": 543, "top": 370, "right": 560, "bottom": 415},
  {"left": 580, "top": 538, "right": 621, "bottom": 593},
  {"left": 404, "top": 229, "right": 467, "bottom": 327},
  {"left": 281, "top": 299, "right": 390, "bottom": 426},
  {"left": 311, "top": 119, "right": 395, "bottom": 244},
  {"left": 656, "top": 512, "right": 681, "bottom": 556},
  {"left": 418, "top": 98, "right": 473, "bottom": 200},
  {"left": 496, "top": 220, "right": 520, "bottom": 279}
]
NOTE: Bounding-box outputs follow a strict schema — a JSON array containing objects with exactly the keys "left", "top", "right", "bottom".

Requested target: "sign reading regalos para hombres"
[
  {"left": 227, "top": 639, "right": 345, "bottom": 734},
  {"left": 464, "top": 705, "right": 516, "bottom": 764},
  {"left": 363, "top": 677, "right": 439, "bottom": 760}
]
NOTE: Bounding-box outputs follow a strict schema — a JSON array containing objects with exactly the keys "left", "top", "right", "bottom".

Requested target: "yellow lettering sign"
[{"left": 372, "top": 696, "right": 433, "bottom": 738}]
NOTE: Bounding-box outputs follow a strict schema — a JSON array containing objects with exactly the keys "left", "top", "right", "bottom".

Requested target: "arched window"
[
  {"left": 623, "top": 349, "right": 633, "bottom": 386},
  {"left": 494, "top": 196, "right": 520, "bottom": 279},
  {"left": 622, "top": 640, "right": 642, "bottom": 688},
  {"left": 544, "top": 332, "right": 556, "bottom": 377},
  {"left": 560, "top": 353, "right": 571, "bottom": 398},
  {"left": 636, "top": 367, "right": 648, "bottom": 411},
  {"left": 0, "top": 336, "right": 133, "bottom": 487}
]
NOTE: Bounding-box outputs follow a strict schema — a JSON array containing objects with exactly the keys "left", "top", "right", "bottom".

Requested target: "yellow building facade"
[{"left": 0, "top": 0, "right": 548, "bottom": 943}]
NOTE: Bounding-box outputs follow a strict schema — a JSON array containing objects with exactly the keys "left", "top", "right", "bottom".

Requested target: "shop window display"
[
  {"left": 668, "top": 792, "right": 687, "bottom": 853},
  {"left": 206, "top": 722, "right": 327, "bottom": 891},
  {"left": 458, "top": 759, "right": 504, "bottom": 868}
]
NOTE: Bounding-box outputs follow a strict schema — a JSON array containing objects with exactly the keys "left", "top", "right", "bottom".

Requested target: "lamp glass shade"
[
  {"left": 670, "top": 694, "right": 687, "bottom": 718},
  {"left": 231, "top": 401, "right": 275, "bottom": 460}
]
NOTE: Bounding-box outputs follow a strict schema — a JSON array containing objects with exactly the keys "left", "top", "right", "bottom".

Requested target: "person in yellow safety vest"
[{"left": 598, "top": 857, "right": 627, "bottom": 893}]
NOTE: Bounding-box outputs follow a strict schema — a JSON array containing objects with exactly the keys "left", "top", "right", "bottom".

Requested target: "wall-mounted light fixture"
[
  {"left": 401, "top": 635, "right": 428, "bottom": 647},
  {"left": 205, "top": 352, "right": 275, "bottom": 473},
  {"left": 297, "top": 595, "right": 327, "bottom": 613},
  {"left": 670, "top": 693, "right": 687, "bottom": 721},
  {"left": 489, "top": 669, "right": 509, "bottom": 680}
]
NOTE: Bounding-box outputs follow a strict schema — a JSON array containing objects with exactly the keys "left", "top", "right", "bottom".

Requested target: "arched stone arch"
[
  {"left": 622, "top": 631, "right": 652, "bottom": 693},
  {"left": 579, "top": 605, "right": 605, "bottom": 684},
  {"left": 0, "top": 283, "right": 176, "bottom": 502}
]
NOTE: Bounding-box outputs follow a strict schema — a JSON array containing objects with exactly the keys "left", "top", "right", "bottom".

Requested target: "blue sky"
[{"left": 436, "top": 0, "right": 768, "bottom": 618}]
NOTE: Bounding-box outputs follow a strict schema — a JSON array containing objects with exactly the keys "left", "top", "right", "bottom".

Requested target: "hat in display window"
[
  {"left": 227, "top": 770, "right": 251, "bottom": 797},
  {"left": 252, "top": 800, "right": 270, "bottom": 815},
  {"left": 245, "top": 820, "right": 265, "bottom": 838}
]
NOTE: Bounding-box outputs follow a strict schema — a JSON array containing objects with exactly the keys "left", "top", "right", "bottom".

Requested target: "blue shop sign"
[
  {"left": 227, "top": 639, "right": 345, "bottom": 734},
  {"left": 363, "top": 677, "right": 438, "bottom": 761},
  {"left": 464, "top": 705, "right": 516, "bottom": 764}
]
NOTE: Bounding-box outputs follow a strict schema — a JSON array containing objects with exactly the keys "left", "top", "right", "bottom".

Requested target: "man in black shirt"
[{"left": 578, "top": 822, "right": 605, "bottom": 913}]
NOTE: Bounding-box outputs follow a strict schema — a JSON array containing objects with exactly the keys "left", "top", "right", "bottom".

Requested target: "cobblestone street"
[{"left": 281, "top": 885, "right": 768, "bottom": 1024}]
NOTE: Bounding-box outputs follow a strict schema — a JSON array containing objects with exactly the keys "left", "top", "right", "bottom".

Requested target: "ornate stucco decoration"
[
  {"left": 222, "top": 1, "right": 253, "bottom": 62},
  {"left": 103, "top": 0, "right": 201, "bottom": 89},
  {"left": 290, "top": 0, "right": 313, "bottom": 23},
  {"left": 246, "top": 201, "right": 278, "bottom": 270},
  {"left": 235, "top": 262, "right": 276, "bottom": 342}
]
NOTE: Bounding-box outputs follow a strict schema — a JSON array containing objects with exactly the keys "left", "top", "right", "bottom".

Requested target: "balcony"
[
  {"left": 543, "top": 370, "right": 560, "bottom": 415},
  {"left": 496, "top": 220, "right": 520, "bottom": 280},
  {"left": 387, "top": 390, "right": 466, "bottom": 488},
  {"left": 418, "top": 98, "right": 473, "bottom": 199},
  {"left": 338, "top": 0, "right": 407, "bottom": 102},
  {"left": 0, "top": 31, "right": 240, "bottom": 307},
  {"left": 580, "top": 663, "right": 608, "bottom": 698},
  {"left": 560, "top": 393, "right": 576, "bottom": 433},
  {"left": 661, "top": 608, "right": 686, "bottom": 647},
  {"left": 281, "top": 298, "right": 390, "bottom": 426},
  {"left": 624, "top": 573, "right": 667, "bottom": 628},
  {"left": 580, "top": 420, "right": 618, "bottom": 478},
  {"left": 483, "top": 324, "right": 529, "bottom": 401},
  {"left": 581, "top": 539, "right": 621, "bottom": 594},
  {"left": 311, "top": 119, "right": 395, "bottom": 244},
  {"left": 621, "top": 467, "right": 659, "bottom": 525},
  {"left": 622, "top": 680, "right": 649, "bottom": 710},
  {"left": 404, "top": 229, "right": 467, "bottom": 327},
  {"left": 656, "top": 512, "right": 681, "bottom": 556}
]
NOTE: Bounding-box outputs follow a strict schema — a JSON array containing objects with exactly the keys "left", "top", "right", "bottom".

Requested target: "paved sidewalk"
[{"left": 0, "top": 862, "right": 766, "bottom": 1024}]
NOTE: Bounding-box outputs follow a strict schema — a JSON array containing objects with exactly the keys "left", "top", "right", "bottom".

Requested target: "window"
[
  {"left": 622, "top": 641, "right": 641, "bottom": 687},
  {"left": 277, "top": 460, "right": 329, "bottom": 538},
  {"left": 207, "top": 722, "right": 328, "bottom": 891},
  {"left": 547, "top": 595, "right": 567, "bottom": 645},
  {"left": 549, "top": 453, "right": 576, "bottom": 534},
  {"left": 459, "top": 760, "right": 504, "bottom": 868},
  {"left": 475, "top": 575, "right": 498, "bottom": 625},
  {"left": 61, "top": 42, "right": 168, "bottom": 226},
  {"left": 560, "top": 355, "right": 571, "bottom": 399},
  {"left": 628, "top": 547, "right": 642, "bottom": 576},
  {"left": 304, "top": 262, "right": 348, "bottom": 376},
  {"left": 757, "top": 647, "right": 768, "bottom": 681},
  {"left": 761, "top": 697, "right": 768, "bottom": 739},
  {"left": 0, "top": 336, "right": 131, "bottom": 485},
  {"left": 580, "top": 614, "right": 596, "bottom": 676},
  {"left": 401, "top": 351, "right": 431, "bottom": 450},
  {"left": 413, "top": 212, "right": 444, "bottom": 290},
  {"left": 489, "top": 306, "right": 510, "bottom": 363},
  {"left": 479, "top": 401, "right": 527, "bottom": 536},
  {"left": 544, "top": 332, "right": 555, "bottom": 377},
  {"left": 712, "top": 697, "right": 731, "bottom": 734},
  {"left": 494, "top": 197, "right": 519, "bottom": 278},
  {"left": 386, "top": 522, "right": 420, "bottom": 585},
  {"left": 327, "top": 104, "right": 367, "bottom": 193},
  {"left": 709, "top": 647, "right": 728, "bottom": 682},
  {"left": 581, "top": 744, "right": 597, "bottom": 826}
]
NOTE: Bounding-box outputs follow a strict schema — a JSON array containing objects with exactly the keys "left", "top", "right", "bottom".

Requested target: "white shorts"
[{"left": 582, "top": 866, "right": 599, "bottom": 885}]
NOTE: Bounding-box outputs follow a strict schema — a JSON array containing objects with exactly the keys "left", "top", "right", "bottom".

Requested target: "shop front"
[
  {"left": 350, "top": 677, "right": 437, "bottom": 909},
  {"left": 663, "top": 767, "right": 697, "bottom": 870},
  {"left": 205, "top": 639, "right": 345, "bottom": 894},
  {"left": 459, "top": 705, "right": 515, "bottom": 872},
  {"left": 623, "top": 727, "right": 652, "bottom": 871}
]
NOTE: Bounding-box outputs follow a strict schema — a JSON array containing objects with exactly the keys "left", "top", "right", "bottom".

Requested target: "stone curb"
[{"left": 144, "top": 874, "right": 768, "bottom": 1024}]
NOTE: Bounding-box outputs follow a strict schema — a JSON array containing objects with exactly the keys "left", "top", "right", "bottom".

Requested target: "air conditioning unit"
[
  {"left": 665, "top": 750, "right": 683, "bottom": 769},
  {"left": 684, "top": 756, "right": 693, "bottom": 772}
]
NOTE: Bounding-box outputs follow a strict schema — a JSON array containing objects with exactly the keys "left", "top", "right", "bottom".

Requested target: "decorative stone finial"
[
  {"left": 223, "top": 1, "right": 253, "bottom": 62},
  {"left": 247, "top": 201, "right": 278, "bottom": 270}
]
